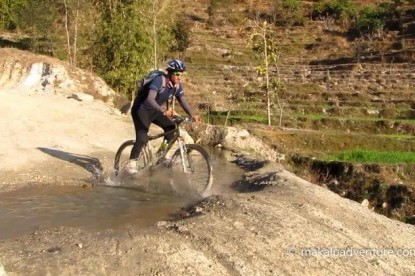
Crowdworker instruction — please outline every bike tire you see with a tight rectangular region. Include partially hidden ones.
[113,140,150,176]
[168,144,213,196]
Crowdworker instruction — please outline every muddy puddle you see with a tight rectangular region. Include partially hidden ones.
[0,149,244,240]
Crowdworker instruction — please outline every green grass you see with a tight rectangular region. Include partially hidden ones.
[296,113,415,123]
[325,149,415,164]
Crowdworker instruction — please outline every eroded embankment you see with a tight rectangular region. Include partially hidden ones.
[287,154,415,224]
[0,48,117,102]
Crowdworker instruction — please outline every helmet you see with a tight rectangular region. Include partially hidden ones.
[166,59,186,72]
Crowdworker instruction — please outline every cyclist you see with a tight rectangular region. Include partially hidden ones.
[128,59,200,173]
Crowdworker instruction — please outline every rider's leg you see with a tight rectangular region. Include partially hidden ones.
[130,108,154,159]
[153,113,176,143]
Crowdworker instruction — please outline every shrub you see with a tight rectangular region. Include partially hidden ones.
[311,0,358,26]
[279,0,305,26]
[171,19,191,52]
[354,6,387,36]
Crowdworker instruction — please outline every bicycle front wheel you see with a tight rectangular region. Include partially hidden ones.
[168,144,213,196]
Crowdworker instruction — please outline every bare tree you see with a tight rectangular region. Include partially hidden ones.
[248,16,288,127]
[63,0,73,64]
[148,0,170,69]
[248,19,276,126]
[73,0,79,66]
[63,0,81,66]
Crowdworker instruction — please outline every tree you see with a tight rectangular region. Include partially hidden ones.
[0,0,96,65]
[92,1,152,96]
[63,0,83,66]
[1,0,186,95]
[16,0,61,54]
[248,19,281,126]
[91,0,179,97]
[0,0,27,30]
[144,0,175,69]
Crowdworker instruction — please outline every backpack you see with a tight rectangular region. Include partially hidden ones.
[132,69,179,111]
[134,70,166,99]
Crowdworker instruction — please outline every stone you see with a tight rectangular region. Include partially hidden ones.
[361,199,370,208]
[0,264,7,276]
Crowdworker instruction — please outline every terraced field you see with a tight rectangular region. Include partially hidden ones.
[179,0,415,222]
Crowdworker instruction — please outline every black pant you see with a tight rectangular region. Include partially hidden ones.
[129,108,176,159]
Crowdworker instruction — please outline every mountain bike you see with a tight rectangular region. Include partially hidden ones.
[113,116,213,196]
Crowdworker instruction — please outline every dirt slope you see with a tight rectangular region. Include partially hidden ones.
[1,50,415,274]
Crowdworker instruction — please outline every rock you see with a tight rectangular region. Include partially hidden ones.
[328,179,340,191]
[196,124,281,161]
[366,109,380,115]
[47,246,61,254]
[176,226,189,234]
[0,264,7,276]
[361,199,370,208]
[156,221,169,228]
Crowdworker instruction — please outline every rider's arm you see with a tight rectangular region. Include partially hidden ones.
[144,76,165,112]
[144,89,164,112]
[176,95,194,117]
[175,84,194,117]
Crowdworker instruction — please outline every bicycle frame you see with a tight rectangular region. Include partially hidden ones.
[147,120,189,170]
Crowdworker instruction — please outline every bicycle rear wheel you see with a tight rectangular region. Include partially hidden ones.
[168,144,213,196]
[113,140,151,176]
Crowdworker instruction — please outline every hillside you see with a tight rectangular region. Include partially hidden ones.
[177,0,415,222]
[179,0,414,156]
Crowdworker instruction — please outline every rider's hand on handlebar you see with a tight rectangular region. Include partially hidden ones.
[192,115,201,123]
[164,109,177,118]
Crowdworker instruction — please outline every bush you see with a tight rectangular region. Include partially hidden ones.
[278,0,305,26]
[354,6,387,36]
[311,0,358,25]
[171,19,191,52]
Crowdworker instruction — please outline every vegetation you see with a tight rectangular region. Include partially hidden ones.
[0,0,185,97]
[325,149,415,164]
[1,0,412,96]
[311,0,358,25]
[91,1,154,96]
[248,19,279,126]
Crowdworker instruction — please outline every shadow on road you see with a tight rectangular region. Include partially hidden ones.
[37,147,103,178]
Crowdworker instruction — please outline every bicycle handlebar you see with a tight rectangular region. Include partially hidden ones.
[172,115,191,125]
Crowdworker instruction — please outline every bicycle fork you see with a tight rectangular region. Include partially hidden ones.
[177,138,190,173]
